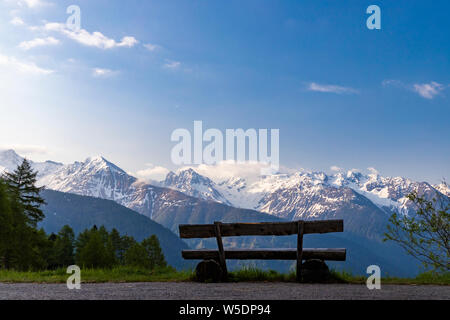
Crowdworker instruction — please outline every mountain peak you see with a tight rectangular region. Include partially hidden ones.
[83,155,127,174]
[163,167,231,205]
[0,149,21,160]
[0,149,24,171]
[85,155,107,163]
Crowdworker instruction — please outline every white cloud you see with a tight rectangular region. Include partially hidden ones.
[163,59,181,69]
[367,167,379,175]
[413,82,444,99]
[19,36,59,50]
[0,144,48,156]
[21,0,46,8]
[383,79,446,99]
[92,68,117,78]
[5,0,49,8]
[0,54,53,75]
[10,16,25,26]
[307,82,359,94]
[179,160,286,184]
[43,22,138,49]
[382,79,404,88]
[136,164,170,182]
[330,166,342,172]
[144,43,160,51]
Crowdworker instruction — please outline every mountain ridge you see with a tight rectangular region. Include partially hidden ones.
[0,149,446,276]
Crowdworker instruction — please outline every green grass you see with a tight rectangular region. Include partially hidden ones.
[229,268,296,282]
[330,269,450,285]
[224,267,450,285]
[227,267,346,283]
[0,266,448,285]
[0,266,193,283]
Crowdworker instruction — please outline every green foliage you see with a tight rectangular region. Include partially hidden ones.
[76,226,115,268]
[124,235,167,270]
[0,180,14,268]
[0,178,45,270]
[39,189,189,269]
[2,159,45,226]
[142,235,167,269]
[384,192,449,272]
[0,162,168,272]
[124,243,152,268]
[53,225,75,267]
[74,225,167,270]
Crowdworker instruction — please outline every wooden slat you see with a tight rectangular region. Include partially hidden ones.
[296,221,304,282]
[214,221,228,280]
[179,220,343,238]
[182,248,346,261]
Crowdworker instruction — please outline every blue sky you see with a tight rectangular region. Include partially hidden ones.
[0,0,449,183]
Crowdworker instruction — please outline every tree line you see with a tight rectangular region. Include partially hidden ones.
[0,159,166,271]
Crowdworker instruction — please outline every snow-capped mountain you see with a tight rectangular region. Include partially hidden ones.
[434,182,450,197]
[163,168,231,206]
[36,155,161,219]
[0,149,63,178]
[2,149,441,275]
[39,156,137,201]
[164,167,449,220]
[1,149,447,236]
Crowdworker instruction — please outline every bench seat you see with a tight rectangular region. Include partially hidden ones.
[182,248,346,261]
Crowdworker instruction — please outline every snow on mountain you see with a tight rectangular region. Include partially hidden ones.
[163,168,231,206]
[30,154,197,220]
[162,166,449,219]
[0,149,24,173]
[1,149,447,230]
[434,182,450,197]
[38,156,137,201]
[0,149,63,178]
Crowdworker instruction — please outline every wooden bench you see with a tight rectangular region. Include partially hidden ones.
[179,219,346,281]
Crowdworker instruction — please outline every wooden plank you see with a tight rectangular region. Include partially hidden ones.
[179,220,343,239]
[296,221,304,282]
[214,221,228,281]
[182,248,346,261]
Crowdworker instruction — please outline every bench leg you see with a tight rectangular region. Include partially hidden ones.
[214,221,228,281]
[296,221,304,282]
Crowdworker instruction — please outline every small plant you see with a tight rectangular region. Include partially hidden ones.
[384,192,449,272]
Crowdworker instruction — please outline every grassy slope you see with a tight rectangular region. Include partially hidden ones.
[0,267,448,285]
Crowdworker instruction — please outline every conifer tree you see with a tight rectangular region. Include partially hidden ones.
[124,243,151,268]
[3,159,45,226]
[53,225,76,267]
[0,178,36,270]
[77,230,109,268]
[0,180,14,268]
[142,235,167,269]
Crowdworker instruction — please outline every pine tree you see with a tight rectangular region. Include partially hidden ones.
[124,243,151,268]
[77,230,109,268]
[3,159,45,226]
[119,235,137,265]
[0,180,14,268]
[110,228,127,264]
[142,235,167,269]
[0,178,36,270]
[75,225,116,268]
[53,225,75,267]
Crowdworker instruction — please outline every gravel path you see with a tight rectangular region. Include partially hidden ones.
[0,282,449,300]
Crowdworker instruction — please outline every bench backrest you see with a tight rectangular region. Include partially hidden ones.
[179,219,343,239]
